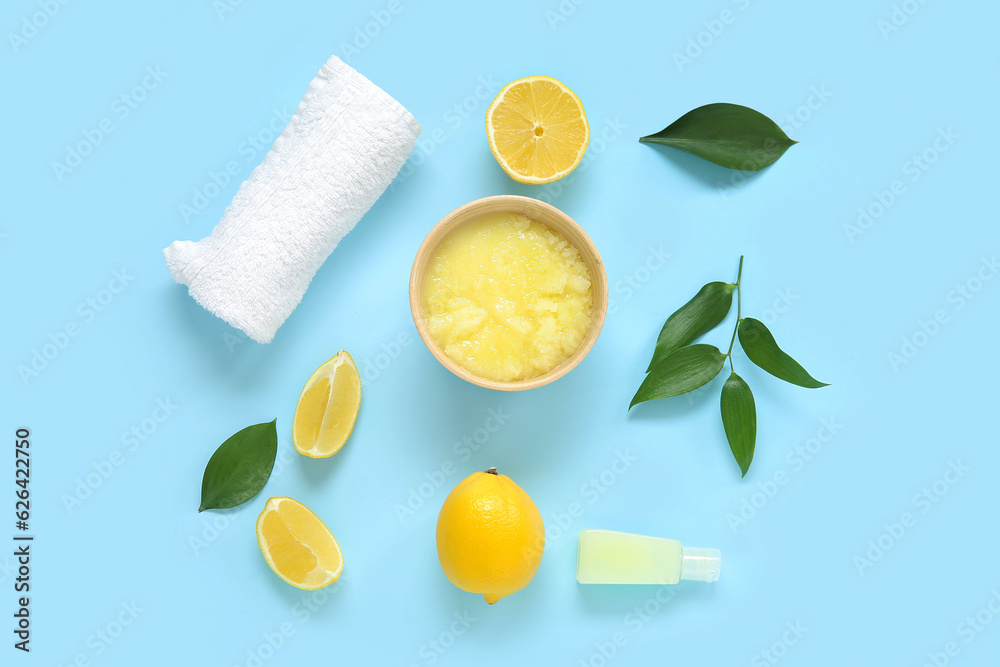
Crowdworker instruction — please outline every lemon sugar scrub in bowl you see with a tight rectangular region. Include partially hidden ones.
[410,195,608,390]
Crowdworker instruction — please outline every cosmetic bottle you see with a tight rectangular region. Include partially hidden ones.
[576,529,721,584]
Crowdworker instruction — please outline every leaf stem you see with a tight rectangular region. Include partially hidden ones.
[725,255,745,371]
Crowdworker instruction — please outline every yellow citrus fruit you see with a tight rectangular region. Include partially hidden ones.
[256,497,343,590]
[485,75,590,184]
[436,467,545,604]
[292,350,361,458]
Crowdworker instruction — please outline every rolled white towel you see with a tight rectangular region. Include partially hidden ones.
[164,56,421,343]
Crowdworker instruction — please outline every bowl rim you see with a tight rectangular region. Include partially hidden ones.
[409,194,608,391]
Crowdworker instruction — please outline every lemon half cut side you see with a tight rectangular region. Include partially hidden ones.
[486,75,590,185]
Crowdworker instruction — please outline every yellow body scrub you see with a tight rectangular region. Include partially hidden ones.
[422,212,593,382]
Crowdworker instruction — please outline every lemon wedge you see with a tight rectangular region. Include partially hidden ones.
[485,75,590,184]
[256,497,343,590]
[292,350,361,458]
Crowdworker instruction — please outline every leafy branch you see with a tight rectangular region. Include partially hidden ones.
[630,257,828,477]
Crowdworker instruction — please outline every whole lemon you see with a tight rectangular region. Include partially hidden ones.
[436,467,545,604]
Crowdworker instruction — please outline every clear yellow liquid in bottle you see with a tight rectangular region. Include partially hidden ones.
[577,529,683,584]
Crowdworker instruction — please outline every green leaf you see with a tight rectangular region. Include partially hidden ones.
[647,282,734,372]
[640,103,797,171]
[720,372,756,477]
[630,344,727,409]
[199,420,278,512]
[738,318,829,388]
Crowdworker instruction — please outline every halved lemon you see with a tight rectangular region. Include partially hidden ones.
[256,497,343,590]
[292,350,361,458]
[485,75,590,184]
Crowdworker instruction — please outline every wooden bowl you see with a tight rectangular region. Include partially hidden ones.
[409,195,608,391]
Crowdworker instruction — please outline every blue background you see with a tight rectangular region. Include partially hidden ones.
[4,0,999,665]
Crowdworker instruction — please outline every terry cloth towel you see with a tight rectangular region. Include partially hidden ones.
[164,56,420,343]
